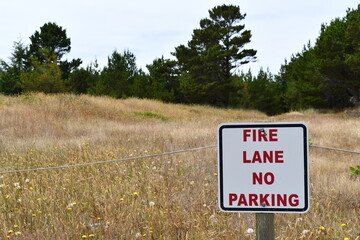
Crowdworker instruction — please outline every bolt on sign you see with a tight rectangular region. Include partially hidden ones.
[218,122,309,213]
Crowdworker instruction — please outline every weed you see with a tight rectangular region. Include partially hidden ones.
[350,165,360,177]
[134,111,167,120]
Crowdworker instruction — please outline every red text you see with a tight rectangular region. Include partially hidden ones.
[243,150,284,163]
[243,129,278,142]
[229,193,299,207]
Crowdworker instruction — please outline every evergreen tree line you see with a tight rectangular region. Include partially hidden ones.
[1,5,359,115]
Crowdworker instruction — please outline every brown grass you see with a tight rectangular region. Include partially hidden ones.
[0,93,359,239]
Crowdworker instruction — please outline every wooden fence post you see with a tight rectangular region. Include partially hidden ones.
[256,213,274,240]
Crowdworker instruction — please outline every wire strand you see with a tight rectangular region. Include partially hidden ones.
[0,145,217,174]
[0,144,358,175]
[310,145,360,154]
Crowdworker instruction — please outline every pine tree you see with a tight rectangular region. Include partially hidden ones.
[173,4,256,106]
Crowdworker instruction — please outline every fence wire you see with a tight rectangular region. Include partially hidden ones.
[310,145,360,155]
[0,144,358,175]
[0,145,217,174]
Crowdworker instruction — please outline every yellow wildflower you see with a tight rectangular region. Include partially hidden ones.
[133,192,139,196]
[341,223,347,227]
[89,234,95,237]
[319,226,326,231]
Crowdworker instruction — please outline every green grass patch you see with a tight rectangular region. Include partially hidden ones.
[134,111,167,120]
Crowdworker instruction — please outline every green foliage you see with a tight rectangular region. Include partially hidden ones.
[29,22,81,79]
[349,165,360,177]
[178,73,203,103]
[29,22,71,61]
[1,23,81,95]
[278,44,326,110]
[20,50,65,93]
[247,69,283,115]
[0,63,23,95]
[128,69,151,99]
[59,58,82,80]
[146,56,180,102]
[0,40,28,94]
[278,5,360,111]
[230,69,284,115]
[314,17,356,108]
[174,4,256,106]
[68,62,100,94]
[134,111,167,121]
[92,50,137,98]
[68,68,94,94]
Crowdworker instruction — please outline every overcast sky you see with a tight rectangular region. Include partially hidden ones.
[0,0,359,74]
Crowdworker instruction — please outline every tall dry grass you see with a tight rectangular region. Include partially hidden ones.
[0,93,359,239]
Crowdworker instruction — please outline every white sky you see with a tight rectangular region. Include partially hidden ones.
[0,0,359,74]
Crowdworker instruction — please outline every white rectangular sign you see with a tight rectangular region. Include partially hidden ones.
[218,122,309,213]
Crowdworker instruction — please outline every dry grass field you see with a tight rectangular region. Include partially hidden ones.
[0,93,359,239]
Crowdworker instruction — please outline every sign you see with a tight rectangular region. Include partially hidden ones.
[218,122,309,213]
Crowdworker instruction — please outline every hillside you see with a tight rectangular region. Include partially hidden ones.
[0,93,359,239]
